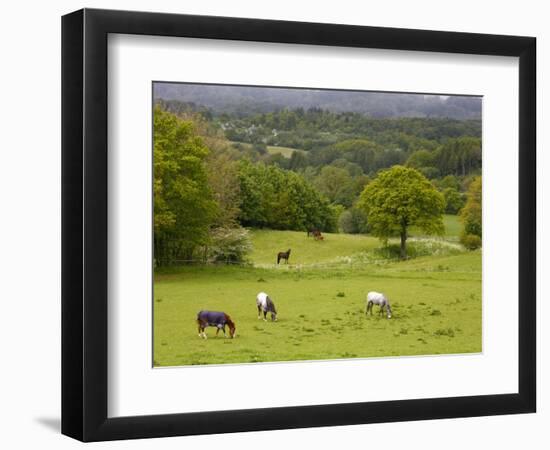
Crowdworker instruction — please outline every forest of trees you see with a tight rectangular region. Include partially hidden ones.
[154,98,482,265]
[153,106,339,265]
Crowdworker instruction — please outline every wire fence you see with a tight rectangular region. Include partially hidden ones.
[156,256,401,270]
[158,258,251,266]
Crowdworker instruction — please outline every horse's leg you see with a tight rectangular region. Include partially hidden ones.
[198,322,206,338]
[263,310,267,321]
[258,305,262,319]
[216,327,220,337]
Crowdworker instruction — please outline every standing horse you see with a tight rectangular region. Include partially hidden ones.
[277,249,291,264]
[256,292,277,321]
[365,291,393,319]
[196,310,236,339]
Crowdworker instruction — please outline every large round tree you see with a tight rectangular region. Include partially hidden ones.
[359,165,445,259]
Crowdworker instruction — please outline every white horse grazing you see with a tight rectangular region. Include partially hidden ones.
[256,292,277,321]
[366,291,392,319]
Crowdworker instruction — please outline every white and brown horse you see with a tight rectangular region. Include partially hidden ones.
[256,292,277,321]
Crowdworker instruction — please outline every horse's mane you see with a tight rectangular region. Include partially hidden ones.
[266,297,277,313]
[224,314,235,328]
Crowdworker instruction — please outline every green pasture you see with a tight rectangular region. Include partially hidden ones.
[249,230,379,266]
[230,141,304,158]
[409,214,461,239]
[266,145,304,158]
[154,228,481,367]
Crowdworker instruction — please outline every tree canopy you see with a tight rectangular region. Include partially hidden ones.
[153,99,481,266]
[358,166,445,258]
[238,161,337,232]
[153,106,218,264]
[460,176,482,249]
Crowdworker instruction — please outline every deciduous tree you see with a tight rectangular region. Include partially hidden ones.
[358,166,445,259]
[153,106,217,264]
[460,176,482,248]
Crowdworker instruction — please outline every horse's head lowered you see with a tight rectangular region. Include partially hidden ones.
[269,305,277,322]
[225,315,236,338]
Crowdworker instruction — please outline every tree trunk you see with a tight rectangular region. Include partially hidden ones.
[400,229,407,260]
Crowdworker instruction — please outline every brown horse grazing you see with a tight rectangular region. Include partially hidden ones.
[312,230,324,241]
[277,249,291,264]
[196,310,236,339]
[307,228,319,237]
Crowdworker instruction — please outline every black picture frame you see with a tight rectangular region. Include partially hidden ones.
[61,8,536,442]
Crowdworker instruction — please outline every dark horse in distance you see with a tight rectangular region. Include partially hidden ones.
[307,228,324,240]
[307,228,319,237]
[277,249,291,264]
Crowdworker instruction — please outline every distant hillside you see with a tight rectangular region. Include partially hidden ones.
[153,82,481,120]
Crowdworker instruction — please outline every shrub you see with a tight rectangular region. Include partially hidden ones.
[460,176,482,237]
[460,233,482,250]
[442,187,466,214]
[208,227,252,263]
[338,207,369,234]
[372,238,463,260]
[252,143,267,154]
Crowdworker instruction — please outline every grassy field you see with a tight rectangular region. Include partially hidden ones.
[154,225,481,367]
[230,141,305,158]
[410,214,461,239]
[266,145,305,158]
[249,230,379,266]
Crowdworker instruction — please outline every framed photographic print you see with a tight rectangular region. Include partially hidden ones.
[61,8,536,442]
